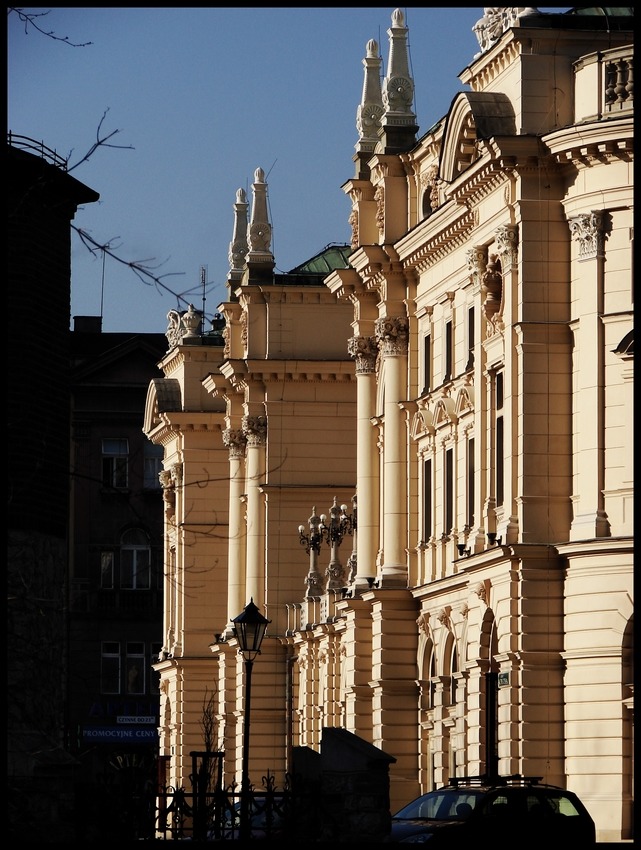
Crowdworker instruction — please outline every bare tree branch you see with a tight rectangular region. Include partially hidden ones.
[8,7,93,47]
[66,109,134,172]
[9,12,222,321]
[73,225,188,301]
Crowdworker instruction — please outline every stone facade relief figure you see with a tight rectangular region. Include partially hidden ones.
[473,8,539,55]
[481,254,503,328]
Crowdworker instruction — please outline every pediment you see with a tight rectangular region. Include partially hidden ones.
[440,92,516,183]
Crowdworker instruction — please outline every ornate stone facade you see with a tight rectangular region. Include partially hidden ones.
[144,8,633,844]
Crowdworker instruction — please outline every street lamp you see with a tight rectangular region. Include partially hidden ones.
[231,598,270,841]
[298,496,357,594]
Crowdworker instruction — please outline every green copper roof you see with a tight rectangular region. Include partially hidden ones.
[287,243,352,275]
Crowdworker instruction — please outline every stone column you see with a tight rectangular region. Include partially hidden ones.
[223,428,247,627]
[568,210,610,538]
[242,414,267,603]
[495,224,520,544]
[375,316,409,587]
[347,335,379,590]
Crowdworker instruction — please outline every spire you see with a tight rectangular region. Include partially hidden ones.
[379,8,418,153]
[228,187,249,292]
[246,166,275,280]
[355,38,384,156]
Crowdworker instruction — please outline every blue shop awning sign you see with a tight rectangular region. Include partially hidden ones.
[83,724,158,743]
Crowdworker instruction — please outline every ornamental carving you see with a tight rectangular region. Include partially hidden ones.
[436,607,451,628]
[249,220,272,253]
[165,304,202,349]
[421,165,440,211]
[349,208,359,249]
[242,415,267,446]
[375,316,409,355]
[473,8,533,55]
[568,210,605,260]
[496,224,519,271]
[416,611,430,635]
[222,428,247,458]
[159,469,176,523]
[240,311,248,349]
[466,246,487,281]
[305,568,324,598]
[348,335,378,373]
[374,185,385,235]
[481,254,503,325]
[383,75,414,112]
[326,561,347,591]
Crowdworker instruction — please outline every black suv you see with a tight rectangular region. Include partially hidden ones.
[389,774,596,845]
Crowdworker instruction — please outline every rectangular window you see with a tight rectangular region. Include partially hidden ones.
[444,320,453,382]
[102,438,129,488]
[121,546,151,590]
[445,448,454,533]
[100,551,114,589]
[423,459,432,540]
[125,642,146,695]
[496,372,504,508]
[467,438,475,527]
[466,306,475,370]
[423,334,431,394]
[101,641,121,694]
[144,442,164,489]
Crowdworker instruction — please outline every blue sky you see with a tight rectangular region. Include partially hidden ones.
[8,7,570,334]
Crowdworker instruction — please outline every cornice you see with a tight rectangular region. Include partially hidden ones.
[158,411,225,433]
[324,267,363,300]
[396,206,477,274]
[244,360,355,384]
[543,117,633,168]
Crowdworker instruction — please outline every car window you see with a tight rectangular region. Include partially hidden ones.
[544,792,582,817]
[395,790,482,820]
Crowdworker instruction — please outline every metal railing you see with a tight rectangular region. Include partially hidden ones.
[7,132,69,169]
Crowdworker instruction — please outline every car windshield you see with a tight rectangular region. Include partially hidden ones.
[393,790,483,821]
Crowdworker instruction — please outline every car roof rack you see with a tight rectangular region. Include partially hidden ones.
[448,774,543,787]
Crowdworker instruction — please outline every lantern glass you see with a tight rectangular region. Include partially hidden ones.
[232,598,270,658]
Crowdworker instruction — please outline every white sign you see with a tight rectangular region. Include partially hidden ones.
[117,715,156,724]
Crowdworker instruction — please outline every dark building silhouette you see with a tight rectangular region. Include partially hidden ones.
[8,137,100,842]
[68,318,166,841]
[8,136,165,841]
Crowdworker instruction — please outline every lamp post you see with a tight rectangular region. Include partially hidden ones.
[231,598,270,842]
[298,496,357,594]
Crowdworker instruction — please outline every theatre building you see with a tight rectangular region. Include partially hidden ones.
[143,8,633,842]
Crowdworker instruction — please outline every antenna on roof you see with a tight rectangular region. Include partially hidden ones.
[200,265,207,334]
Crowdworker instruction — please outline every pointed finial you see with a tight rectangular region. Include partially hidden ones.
[356,38,384,154]
[228,187,249,282]
[246,167,275,278]
[378,7,418,152]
